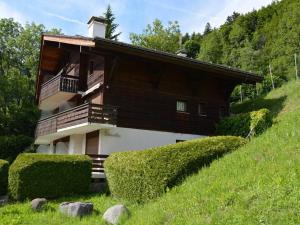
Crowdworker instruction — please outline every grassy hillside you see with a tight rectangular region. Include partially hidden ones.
[125,81,300,225]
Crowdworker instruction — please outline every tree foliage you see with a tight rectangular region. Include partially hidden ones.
[184,40,200,59]
[103,4,121,40]
[130,19,181,53]
[198,0,300,99]
[0,18,60,158]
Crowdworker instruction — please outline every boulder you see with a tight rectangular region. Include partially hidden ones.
[59,202,93,217]
[0,195,8,206]
[102,204,130,225]
[31,198,47,211]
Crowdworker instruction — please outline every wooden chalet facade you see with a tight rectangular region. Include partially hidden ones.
[34,17,262,177]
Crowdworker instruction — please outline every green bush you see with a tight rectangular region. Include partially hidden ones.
[105,136,246,203]
[9,154,92,200]
[0,135,33,162]
[216,108,272,138]
[0,159,9,195]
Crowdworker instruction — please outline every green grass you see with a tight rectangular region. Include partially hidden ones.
[1,81,300,224]
[124,81,300,225]
[0,193,137,225]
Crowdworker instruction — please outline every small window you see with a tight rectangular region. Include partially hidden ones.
[219,106,226,118]
[89,60,94,75]
[176,140,186,143]
[176,100,187,112]
[198,103,207,116]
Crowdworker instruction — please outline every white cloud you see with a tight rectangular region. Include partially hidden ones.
[43,11,85,26]
[0,1,27,24]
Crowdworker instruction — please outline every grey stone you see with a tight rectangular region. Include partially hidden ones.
[0,195,8,206]
[103,204,130,225]
[31,198,47,210]
[59,202,93,217]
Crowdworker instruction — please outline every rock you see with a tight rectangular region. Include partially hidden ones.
[31,198,47,211]
[103,204,130,225]
[59,202,93,217]
[0,195,8,206]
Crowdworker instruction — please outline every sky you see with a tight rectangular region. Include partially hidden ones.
[0,0,274,42]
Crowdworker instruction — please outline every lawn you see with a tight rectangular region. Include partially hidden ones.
[0,193,137,225]
[1,81,300,225]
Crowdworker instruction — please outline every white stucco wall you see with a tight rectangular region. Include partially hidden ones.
[99,127,204,155]
[69,134,85,154]
[36,142,54,154]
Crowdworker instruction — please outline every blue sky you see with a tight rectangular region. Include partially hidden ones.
[0,0,274,42]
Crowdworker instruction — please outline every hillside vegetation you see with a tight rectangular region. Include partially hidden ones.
[125,81,300,225]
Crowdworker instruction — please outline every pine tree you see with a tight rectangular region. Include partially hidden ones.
[103,4,121,40]
[203,22,212,35]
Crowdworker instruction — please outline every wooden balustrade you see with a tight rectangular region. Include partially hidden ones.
[39,74,79,102]
[86,154,109,173]
[35,103,118,137]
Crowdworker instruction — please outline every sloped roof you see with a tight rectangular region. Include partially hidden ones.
[42,34,263,83]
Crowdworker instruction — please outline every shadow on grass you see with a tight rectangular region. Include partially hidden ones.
[231,96,287,119]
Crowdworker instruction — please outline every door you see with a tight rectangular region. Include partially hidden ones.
[85,130,99,155]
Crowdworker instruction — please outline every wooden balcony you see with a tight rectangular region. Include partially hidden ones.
[35,103,118,141]
[39,74,79,110]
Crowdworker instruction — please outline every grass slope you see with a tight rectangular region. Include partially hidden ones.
[125,81,300,225]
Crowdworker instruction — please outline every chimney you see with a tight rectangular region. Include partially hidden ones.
[87,16,107,38]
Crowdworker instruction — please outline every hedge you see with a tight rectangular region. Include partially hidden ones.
[0,159,9,195]
[105,136,246,203]
[216,108,272,138]
[9,154,92,200]
[0,135,33,162]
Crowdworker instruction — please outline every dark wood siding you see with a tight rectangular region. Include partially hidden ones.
[103,56,235,135]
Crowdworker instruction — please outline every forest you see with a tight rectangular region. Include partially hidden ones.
[0,0,299,157]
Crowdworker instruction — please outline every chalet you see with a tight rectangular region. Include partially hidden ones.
[34,16,262,177]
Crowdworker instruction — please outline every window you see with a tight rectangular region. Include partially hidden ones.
[219,106,226,118]
[198,103,207,116]
[89,60,94,75]
[176,100,187,112]
[176,140,186,143]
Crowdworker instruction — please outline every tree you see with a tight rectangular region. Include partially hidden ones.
[0,18,60,138]
[103,4,121,40]
[226,12,240,24]
[203,22,212,35]
[198,31,223,63]
[184,40,200,59]
[130,19,181,53]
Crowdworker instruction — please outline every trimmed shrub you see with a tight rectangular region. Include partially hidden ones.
[216,108,272,138]
[9,154,92,200]
[0,135,33,162]
[0,159,9,195]
[105,136,246,203]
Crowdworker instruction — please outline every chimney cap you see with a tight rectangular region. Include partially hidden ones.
[87,16,106,25]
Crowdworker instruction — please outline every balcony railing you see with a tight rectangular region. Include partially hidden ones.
[35,103,118,137]
[39,74,79,102]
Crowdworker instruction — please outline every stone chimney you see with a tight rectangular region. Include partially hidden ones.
[87,16,107,38]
